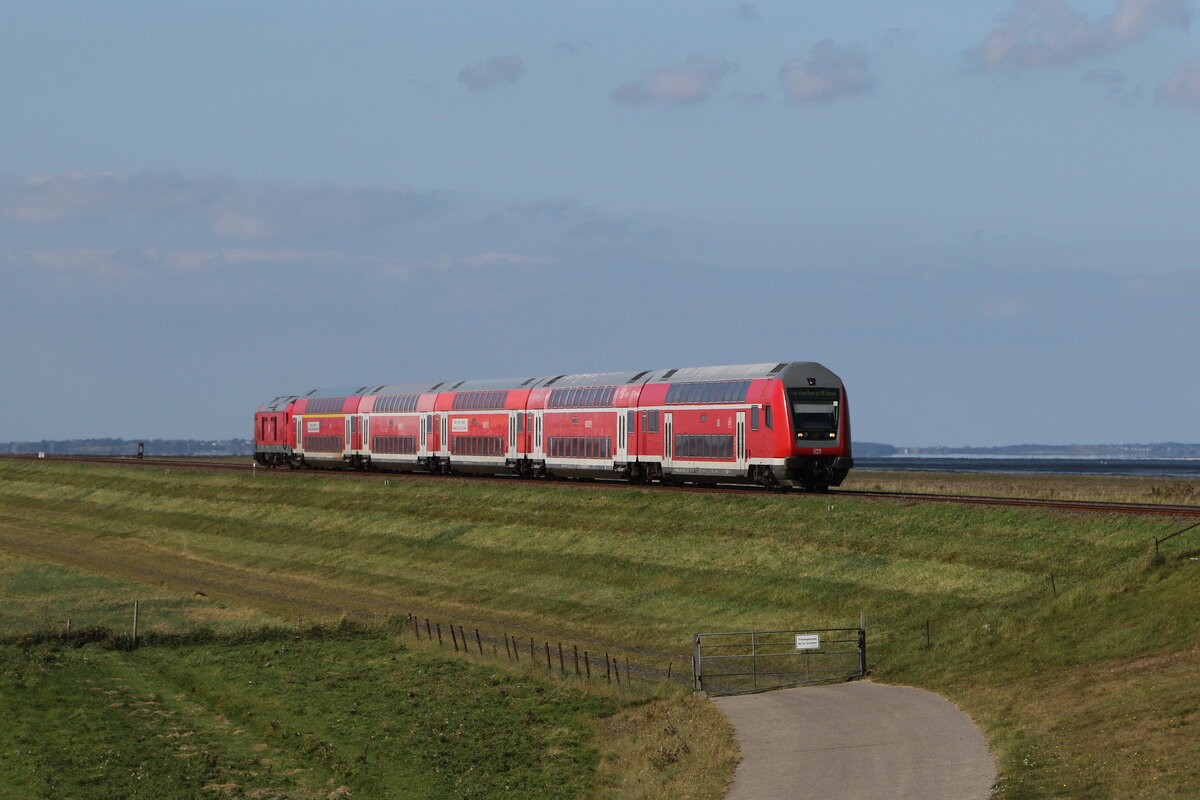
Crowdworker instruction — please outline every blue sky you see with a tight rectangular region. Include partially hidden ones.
[2,0,1198,446]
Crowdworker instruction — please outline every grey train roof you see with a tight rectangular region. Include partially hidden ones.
[277,362,839,405]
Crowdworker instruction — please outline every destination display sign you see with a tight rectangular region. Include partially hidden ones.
[789,388,839,401]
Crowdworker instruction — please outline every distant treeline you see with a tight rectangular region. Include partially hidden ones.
[2,439,253,456]
[853,442,901,457]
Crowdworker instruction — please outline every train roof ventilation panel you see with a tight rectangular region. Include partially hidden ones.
[628,370,650,383]
[429,382,444,391]
[661,369,678,381]
[544,374,567,387]
[305,389,318,396]
[769,363,787,374]
[521,377,536,386]
[451,381,465,389]
[373,385,386,393]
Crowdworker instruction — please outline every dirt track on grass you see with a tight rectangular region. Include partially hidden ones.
[0,523,409,621]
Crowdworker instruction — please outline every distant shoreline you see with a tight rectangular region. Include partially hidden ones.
[856,457,1200,478]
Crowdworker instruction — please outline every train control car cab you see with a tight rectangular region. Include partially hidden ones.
[771,362,852,490]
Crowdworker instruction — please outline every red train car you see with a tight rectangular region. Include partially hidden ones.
[254,361,852,490]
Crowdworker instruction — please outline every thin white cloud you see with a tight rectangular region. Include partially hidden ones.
[457,55,526,91]
[457,251,555,269]
[779,41,877,103]
[0,171,444,244]
[1159,59,1200,107]
[612,54,736,106]
[967,0,1191,70]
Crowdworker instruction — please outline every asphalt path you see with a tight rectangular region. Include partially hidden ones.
[714,681,996,800]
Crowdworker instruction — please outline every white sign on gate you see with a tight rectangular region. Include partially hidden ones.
[795,634,820,650]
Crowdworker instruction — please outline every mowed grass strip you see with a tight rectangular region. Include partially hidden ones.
[2,459,1197,797]
[0,549,277,638]
[0,628,618,800]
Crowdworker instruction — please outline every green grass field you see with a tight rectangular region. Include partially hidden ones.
[1,623,628,799]
[1,459,1197,797]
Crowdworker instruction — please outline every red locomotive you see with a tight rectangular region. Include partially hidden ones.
[254,361,852,490]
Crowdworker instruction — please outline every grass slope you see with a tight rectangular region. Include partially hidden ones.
[1,625,615,799]
[1,460,1198,797]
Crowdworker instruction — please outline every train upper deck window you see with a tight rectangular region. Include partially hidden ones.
[666,380,751,405]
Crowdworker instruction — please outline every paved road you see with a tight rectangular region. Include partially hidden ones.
[714,681,996,800]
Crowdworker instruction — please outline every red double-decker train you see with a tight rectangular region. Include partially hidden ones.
[254,361,852,490]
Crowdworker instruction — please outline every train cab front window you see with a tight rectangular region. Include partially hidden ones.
[787,387,840,440]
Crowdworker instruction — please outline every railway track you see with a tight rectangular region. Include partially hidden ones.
[6,453,1199,517]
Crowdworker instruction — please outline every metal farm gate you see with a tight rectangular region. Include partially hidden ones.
[693,627,866,696]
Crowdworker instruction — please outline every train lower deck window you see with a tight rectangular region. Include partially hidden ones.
[673,434,734,460]
[451,436,505,456]
[372,435,417,455]
[547,436,612,459]
[303,435,342,452]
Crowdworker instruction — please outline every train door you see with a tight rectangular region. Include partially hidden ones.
[440,415,449,457]
[344,415,352,455]
[508,412,519,459]
[295,417,304,452]
[532,410,544,460]
[360,415,369,455]
[419,413,430,456]
[616,410,629,462]
[736,411,747,468]
[663,412,674,471]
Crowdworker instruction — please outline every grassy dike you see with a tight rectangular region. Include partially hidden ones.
[1,459,1198,797]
